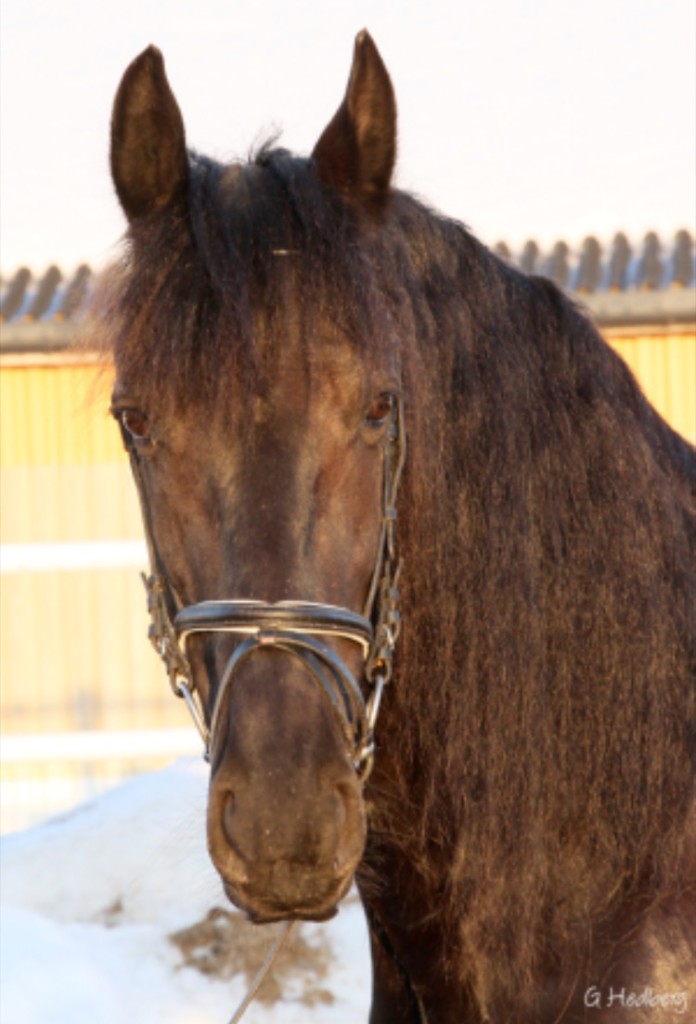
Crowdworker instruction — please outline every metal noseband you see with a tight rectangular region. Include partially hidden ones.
[132,398,406,786]
[173,600,379,776]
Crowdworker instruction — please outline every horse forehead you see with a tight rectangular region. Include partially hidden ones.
[259,333,368,409]
[175,346,365,454]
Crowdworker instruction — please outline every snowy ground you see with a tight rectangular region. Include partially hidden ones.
[0,759,371,1024]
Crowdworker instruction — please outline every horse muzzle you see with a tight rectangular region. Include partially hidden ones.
[199,625,369,921]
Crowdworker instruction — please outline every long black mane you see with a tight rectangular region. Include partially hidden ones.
[99,137,696,1009]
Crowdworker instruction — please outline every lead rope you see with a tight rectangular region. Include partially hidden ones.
[228,921,295,1024]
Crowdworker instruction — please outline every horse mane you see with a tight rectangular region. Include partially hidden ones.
[370,195,696,1006]
[96,144,696,1010]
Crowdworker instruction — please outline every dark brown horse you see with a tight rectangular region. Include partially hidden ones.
[100,32,696,1023]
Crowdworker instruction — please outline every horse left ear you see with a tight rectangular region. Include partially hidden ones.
[312,31,397,212]
[110,46,189,222]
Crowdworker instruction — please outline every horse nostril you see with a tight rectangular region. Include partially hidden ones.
[222,789,236,846]
[334,782,352,829]
[331,778,364,868]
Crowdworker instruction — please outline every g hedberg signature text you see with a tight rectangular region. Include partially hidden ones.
[584,986,688,1014]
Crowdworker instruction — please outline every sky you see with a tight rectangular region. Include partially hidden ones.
[1,0,695,276]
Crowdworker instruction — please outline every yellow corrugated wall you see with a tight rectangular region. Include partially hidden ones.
[1,332,694,735]
[1,364,123,468]
[1,362,179,733]
[609,332,695,444]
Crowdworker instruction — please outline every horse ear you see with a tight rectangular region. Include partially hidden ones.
[110,46,189,222]
[312,31,397,211]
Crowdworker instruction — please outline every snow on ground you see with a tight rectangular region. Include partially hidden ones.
[0,759,371,1024]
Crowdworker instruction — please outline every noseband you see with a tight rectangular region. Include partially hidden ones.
[129,400,406,782]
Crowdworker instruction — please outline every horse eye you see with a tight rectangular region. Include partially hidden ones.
[365,392,395,427]
[118,408,151,443]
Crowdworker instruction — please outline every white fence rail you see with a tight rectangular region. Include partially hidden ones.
[0,729,201,836]
[0,540,148,573]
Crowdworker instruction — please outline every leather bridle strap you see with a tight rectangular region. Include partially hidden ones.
[175,600,373,649]
[174,600,376,773]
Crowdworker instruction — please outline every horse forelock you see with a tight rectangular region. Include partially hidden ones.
[95,146,395,415]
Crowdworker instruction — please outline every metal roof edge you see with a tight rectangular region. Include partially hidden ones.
[578,288,696,328]
[0,321,83,353]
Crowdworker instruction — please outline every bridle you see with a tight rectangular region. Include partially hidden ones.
[126,399,406,782]
[124,397,414,1023]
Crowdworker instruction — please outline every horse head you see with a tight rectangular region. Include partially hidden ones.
[108,34,403,924]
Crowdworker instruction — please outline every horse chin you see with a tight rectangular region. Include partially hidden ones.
[221,872,351,925]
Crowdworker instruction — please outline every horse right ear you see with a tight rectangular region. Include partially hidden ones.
[110,46,189,222]
[312,31,397,212]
